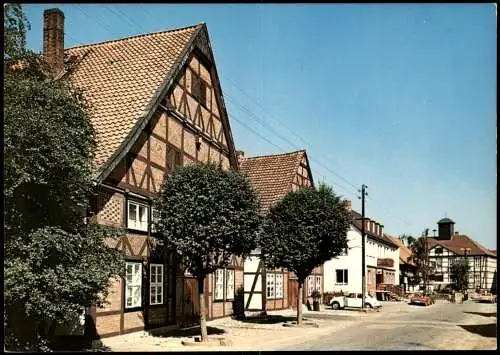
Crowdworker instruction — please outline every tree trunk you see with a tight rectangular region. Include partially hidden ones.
[297,281,304,325]
[197,276,208,342]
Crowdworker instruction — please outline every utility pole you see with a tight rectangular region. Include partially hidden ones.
[360,184,368,309]
[423,228,429,294]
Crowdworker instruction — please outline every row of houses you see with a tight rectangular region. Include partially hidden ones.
[40,9,495,339]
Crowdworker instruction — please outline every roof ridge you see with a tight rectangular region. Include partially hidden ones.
[241,149,306,161]
[460,234,493,255]
[65,23,202,51]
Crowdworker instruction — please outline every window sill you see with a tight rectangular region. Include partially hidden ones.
[124,306,143,313]
[213,299,233,303]
[126,227,149,234]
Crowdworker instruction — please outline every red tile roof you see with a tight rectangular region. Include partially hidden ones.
[63,25,201,168]
[427,235,496,257]
[239,150,307,213]
[386,235,415,265]
[350,210,398,248]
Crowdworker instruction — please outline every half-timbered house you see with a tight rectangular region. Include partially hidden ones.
[42,8,244,338]
[426,218,496,294]
[238,150,323,312]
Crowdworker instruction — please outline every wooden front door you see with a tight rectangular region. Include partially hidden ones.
[288,279,299,310]
[182,278,200,325]
[177,276,210,326]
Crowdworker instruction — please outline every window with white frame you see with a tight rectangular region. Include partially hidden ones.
[125,262,142,308]
[435,258,442,270]
[226,269,235,300]
[213,268,235,301]
[266,273,276,299]
[307,275,315,296]
[275,274,283,298]
[266,273,284,299]
[150,264,163,305]
[214,269,225,300]
[336,269,348,285]
[315,276,322,293]
[127,200,149,232]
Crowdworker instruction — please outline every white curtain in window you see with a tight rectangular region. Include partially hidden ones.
[215,269,225,300]
[315,276,321,293]
[266,273,275,299]
[128,201,149,231]
[307,276,314,296]
[125,262,142,308]
[275,273,283,298]
[226,269,234,300]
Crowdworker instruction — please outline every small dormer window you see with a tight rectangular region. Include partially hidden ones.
[435,247,443,254]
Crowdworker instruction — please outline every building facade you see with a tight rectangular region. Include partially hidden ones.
[386,236,418,294]
[324,205,400,296]
[42,8,244,338]
[238,150,321,312]
[427,218,496,294]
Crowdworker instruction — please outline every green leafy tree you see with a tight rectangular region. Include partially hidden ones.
[409,232,434,293]
[260,183,351,324]
[153,162,261,342]
[399,234,419,288]
[4,3,29,60]
[400,234,416,248]
[4,5,123,351]
[450,258,470,292]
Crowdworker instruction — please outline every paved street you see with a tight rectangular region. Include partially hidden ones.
[286,300,497,350]
[95,300,496,351]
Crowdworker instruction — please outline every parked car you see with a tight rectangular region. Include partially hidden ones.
[328,293,382,310]
[409,294,433,306]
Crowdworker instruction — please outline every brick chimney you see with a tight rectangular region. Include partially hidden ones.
[343,199,352,211]
[364,219,370,232]
[379,224,384,236]
[43,8,65,76]
[236,150,245,165]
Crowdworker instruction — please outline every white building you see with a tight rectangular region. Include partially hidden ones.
[427,218,496,294]
[324,202,400,295]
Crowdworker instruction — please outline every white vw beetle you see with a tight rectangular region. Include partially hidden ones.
[329,292,382,310]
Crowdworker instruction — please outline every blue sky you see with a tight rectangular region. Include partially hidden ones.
[23,4,497,249]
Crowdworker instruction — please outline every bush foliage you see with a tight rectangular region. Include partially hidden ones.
[450,258,470,292]
[153,162,261,341]
[261,183,351,283]
[153,162,261,278]
[4,4,123,351]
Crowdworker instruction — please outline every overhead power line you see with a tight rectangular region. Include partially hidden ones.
[66,5,418,230]
[75,4,361,196]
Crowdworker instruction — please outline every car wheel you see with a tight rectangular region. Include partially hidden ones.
[331,302,340,310]
[366,303,373,309]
